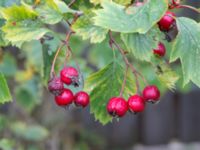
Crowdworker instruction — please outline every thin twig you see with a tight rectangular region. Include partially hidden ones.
[108,31,148,93]
[176,5,200,14]
[119,65,129,97]
[50,43,65,78]
[68,0,76,7]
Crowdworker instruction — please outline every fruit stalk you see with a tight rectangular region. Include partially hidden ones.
[119,65,129,97]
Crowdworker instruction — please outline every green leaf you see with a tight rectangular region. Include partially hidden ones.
[0,139,15,150]
[0,73,12,104]
[170,17,200,87]
[94,0,168,33]
[85,61,136,125]
[1,5,37,21]
[72,11,108,43]
[90,0,131,5]
[11,122,49,142]
[2,20,50,47]
[121,28,162,61]
[154,61,179,90]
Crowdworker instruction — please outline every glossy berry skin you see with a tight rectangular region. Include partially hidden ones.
[107,97,128,117]
[153,42,166,57]
[142,85,160,102]
[74,91,90,107]
[128,95,145,113]
[55,89,74,106]
[158,11,176,31]
[60,66,79,85]
[48,77,64,96]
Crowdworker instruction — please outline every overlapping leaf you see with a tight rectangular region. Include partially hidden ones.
[0,73,12,104]
[170,17,200,87]
[90,0,131,5]
[72,10,108,43]
[121,28,163,61]
[94,0,168,33]
[85,61,136,125]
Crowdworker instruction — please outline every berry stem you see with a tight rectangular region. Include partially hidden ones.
[68,0,76,7]
[176,5,200,14]
[108,31,148,93]
[119,65,129,97]
[50,43,65,78]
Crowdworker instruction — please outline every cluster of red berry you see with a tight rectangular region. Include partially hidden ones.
[48,66,90,108]
[107,8,176,118]
[107,85,160,117]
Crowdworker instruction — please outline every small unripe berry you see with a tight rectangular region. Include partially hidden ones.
[55,89,74,106]
[153,42,166,57]
[128,95,145,113]
[142,85,160,102]
[107,97,128,117]
[158,11,176,31]
[74,91,90,107]
[48,77,64,96]
[60,66,79,86]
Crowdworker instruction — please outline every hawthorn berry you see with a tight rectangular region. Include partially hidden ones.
[142,85,160,102]
[153,42,166,57]
[48,77,64,96]
[128,95,145,113]
[107,97,128,117]
[55,88,74,106]
[158,11,176,31]
[74,91,90,107]
[60,66,79,86]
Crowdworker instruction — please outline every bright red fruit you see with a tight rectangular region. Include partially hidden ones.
[60,66,79,85]
[142,85,160,102]
[55,89,74,106]
[74,91,90,107]
[153,42,166,57]
[158,11,176,31]
[107,97,128,117]
[48,77,64,96]
[128,95,145,113]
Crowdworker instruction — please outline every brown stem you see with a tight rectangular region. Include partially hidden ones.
[50,43,65,78]
[68,0,76,7]
[108,31,148,93]
[176,5,200,13]
[120,66,129,97]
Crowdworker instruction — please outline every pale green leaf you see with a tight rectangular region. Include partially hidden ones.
[94,0,168,33]
[85,61,136,125]
[121,28,162,61]
[0,5,37,21]
[90,0,131,5]
[72,11,108,43]
[170,17,200,87]
[0,73,12,104]
[2,20,50,47]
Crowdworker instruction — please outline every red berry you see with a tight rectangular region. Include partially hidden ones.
[158,11,176,31]
[128,95,145,113]
[48,77,64,96]
[74,91,90,107]
[107,97,128,117]
[60,66,79,85]
[142,85,160,102]
[55,89,74,106]
[153,42,166,57]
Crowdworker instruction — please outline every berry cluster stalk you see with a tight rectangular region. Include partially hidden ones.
[108,31,148,94]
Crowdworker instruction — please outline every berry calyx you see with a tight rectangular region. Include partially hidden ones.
[128,95,145,113]
[107,97,128,117]
[142,85,160,102]
[74,91,90,107]
[158,11,176,31]
[60,66,79,86]
[153,42,166,57]
[48,77,64,96]
[55,88,74,106]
